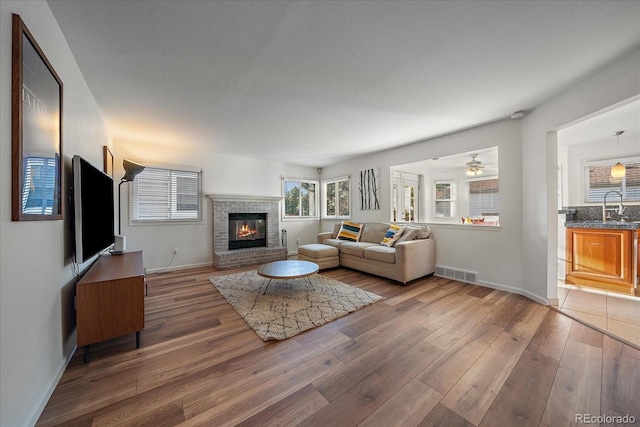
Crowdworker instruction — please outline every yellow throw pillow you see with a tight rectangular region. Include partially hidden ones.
[337,221,363,242]
[380,224,405,247]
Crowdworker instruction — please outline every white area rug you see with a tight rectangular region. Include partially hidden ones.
[210,270,383,341]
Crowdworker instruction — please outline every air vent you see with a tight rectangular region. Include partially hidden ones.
[435,265,477,284]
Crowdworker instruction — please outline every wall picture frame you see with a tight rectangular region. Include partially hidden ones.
[359,167,380,210]
[103,146,114,178]
[12,14,63,221]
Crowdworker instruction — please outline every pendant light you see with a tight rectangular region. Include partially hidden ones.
[611,130,626,178]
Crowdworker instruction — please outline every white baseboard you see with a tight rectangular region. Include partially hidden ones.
[478,279,549,306]
[27,343,77,427]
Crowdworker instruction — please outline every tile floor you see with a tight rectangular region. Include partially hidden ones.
[557,281,640,348]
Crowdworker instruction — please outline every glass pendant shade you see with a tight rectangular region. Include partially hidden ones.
[611,162,626,178]
[610,131,626,178]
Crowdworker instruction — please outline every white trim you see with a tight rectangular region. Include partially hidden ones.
[478,279,549,306]
[28,343,77,427]
[321,175,350,183]
[427,222,502,230]
[282,177,320,220]
[321,175,351,220]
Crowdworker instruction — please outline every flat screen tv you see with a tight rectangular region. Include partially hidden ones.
[72,155,115,263]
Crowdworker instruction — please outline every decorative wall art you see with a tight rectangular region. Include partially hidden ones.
[12,14,63,221]
[359,167,380,210]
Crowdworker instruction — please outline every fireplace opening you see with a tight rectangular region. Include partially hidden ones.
[228,213,267,250]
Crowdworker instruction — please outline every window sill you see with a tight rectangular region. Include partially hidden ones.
[130,219,204,226]
[425,222,502,231]
[281,217,319,222]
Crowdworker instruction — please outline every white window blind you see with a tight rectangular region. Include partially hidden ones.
[131,167,202,222]
[583,159,640,203]
[468,178,499,216]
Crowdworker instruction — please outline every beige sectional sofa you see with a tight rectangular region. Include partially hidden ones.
[312,222,436,284]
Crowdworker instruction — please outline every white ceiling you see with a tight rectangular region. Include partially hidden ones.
[46,0,640,167]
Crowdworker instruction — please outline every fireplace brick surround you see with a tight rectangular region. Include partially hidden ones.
[207,195,287,269]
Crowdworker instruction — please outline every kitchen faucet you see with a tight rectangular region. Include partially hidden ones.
[602,190,624,221]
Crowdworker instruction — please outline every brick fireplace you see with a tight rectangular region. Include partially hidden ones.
[207,194,287,269]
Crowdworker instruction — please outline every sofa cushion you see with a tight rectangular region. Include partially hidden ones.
[360,222,389,244]
[364,246,396,263]
[298,244,339,259]
[380,224,405,247]
[337,221,363,241]
[322,238,344,249]
[340,241,378,257]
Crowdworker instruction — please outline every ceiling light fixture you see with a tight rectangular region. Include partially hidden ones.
[466,154,484,177]
[510,111,525,119]
[611,130,626,178]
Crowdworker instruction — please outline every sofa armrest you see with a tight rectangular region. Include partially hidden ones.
[394,238,436,283]
[318,232,333,244]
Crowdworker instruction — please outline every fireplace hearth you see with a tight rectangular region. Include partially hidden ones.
[228,213,267,250]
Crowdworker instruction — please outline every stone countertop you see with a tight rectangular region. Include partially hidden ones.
[565,221,640,230]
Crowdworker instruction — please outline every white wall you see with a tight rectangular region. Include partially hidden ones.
[113,138,319,270]
[521,47,640,302]
[0,2,112,425]
[321,119,526,297]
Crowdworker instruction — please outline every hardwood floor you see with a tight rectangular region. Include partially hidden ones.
[36,266,640,426]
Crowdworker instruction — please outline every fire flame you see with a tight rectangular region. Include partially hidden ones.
[238,224,256,238]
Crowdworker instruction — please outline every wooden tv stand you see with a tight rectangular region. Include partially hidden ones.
[76,251,144,363]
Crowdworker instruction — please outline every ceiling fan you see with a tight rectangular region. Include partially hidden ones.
[465,154,485,176]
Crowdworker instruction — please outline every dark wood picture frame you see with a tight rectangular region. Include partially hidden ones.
[103,146,114,178]
[12,14,63,221]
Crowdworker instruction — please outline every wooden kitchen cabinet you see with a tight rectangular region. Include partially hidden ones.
[565,227,638,295]
[76,251,144,362]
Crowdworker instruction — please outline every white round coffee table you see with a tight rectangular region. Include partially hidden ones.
[256,260,319,295]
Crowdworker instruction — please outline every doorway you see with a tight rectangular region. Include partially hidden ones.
[555,99,640,348]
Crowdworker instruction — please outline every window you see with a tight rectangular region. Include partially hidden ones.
[131,166,202,223]
[434,181,455,218]
[468,178,499,216]
[283,178,318,219]
[583,158,640,203]
[392,171,420,222]
[323,177,350,218]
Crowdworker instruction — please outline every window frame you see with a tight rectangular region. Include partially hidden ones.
[322,175,350,219]
[282,177,319,221]
[434,180,456,219]
[582,156,640,203]
[130,164,203,225]
[466,176,500,217]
